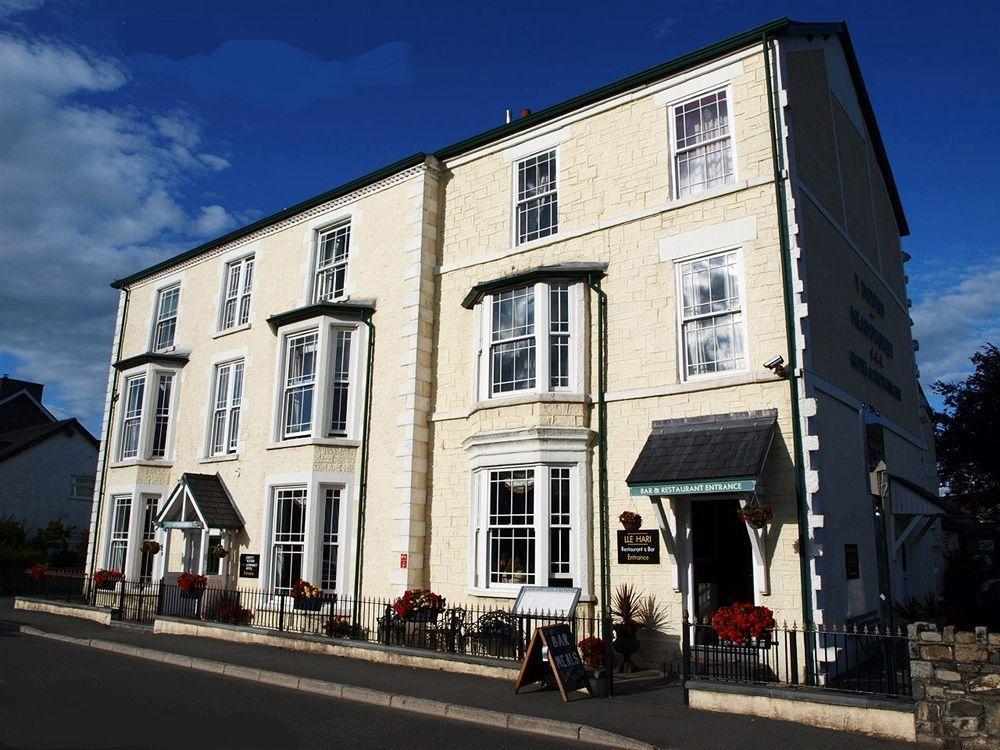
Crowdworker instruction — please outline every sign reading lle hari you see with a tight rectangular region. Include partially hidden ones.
[617,529,660,564]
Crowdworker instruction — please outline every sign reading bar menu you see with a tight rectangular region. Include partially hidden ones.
[617,529,660,564]
[239,554,260,579]
[514,624,589,702]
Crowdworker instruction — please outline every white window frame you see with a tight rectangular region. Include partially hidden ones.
[675,248,749,381]
[512,149,559,246]
[313,221,352,303]
[114,364,181,463]
[266,486,308,596]
[475,282,584,402]
[70,475,95,499]
[151,284,181,352]
[101,486,167,581]
[209,359,245,456]
[218,255,255,332]
[669,86,737,199]
[271,316,366,445]
[319,485,343,594]
[106,494,132,573]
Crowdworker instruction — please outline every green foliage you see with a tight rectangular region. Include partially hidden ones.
[0,515,84,568]
[932,344,1000,512]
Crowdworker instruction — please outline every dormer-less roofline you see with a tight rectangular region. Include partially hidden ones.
[110,18,907,291]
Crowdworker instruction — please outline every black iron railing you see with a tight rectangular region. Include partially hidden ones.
[682,614,912,699]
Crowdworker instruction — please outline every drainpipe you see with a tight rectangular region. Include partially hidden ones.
[352,311,376,623]
[87,287,131,589]
[762,35,816,641]
[587,274,612,696]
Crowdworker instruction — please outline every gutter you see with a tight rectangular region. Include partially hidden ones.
[762,34,816,637]
[352,311,376,622]
[87,287,131,587]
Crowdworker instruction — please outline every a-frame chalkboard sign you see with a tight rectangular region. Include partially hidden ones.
[513,624,589,702]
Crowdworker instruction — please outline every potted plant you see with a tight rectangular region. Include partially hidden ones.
[139,539,162,555]
[325,614,362,639]
[579,635,610,697]
[93,569,124,590]
[208,543,228,559]
[611,583,668,674]
[391,588,445,622]
[177,572,208,599]
[737,504,773,530]
[291,579,328,611]
[619,511,642,532]
[710,602,775,646]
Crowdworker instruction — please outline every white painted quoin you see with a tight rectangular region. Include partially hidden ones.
[87,21,942,651]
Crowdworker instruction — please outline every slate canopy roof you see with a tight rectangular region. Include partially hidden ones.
[627,410,778,488]
[157,473,244,530]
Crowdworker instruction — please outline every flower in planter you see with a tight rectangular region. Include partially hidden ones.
[93,569,125,589]
[710,602,775,645]
[326,614,354,638]
[26,562,48,581]
[208,544,229,559]
[177,572,208,594]
[139,540,162,555]
[619,510,642,531]
[737,504,773,529]
[391,588,445,619]
[578,636,606,668]
[290,579,325,600]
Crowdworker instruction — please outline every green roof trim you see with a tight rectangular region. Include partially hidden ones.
[110,17,907,289]
[266,300,376,332]
[113,351,190,371]
[461,262,608,309]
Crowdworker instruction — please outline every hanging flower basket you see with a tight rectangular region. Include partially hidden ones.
[139,540,162,555]
[291,579,329,610]
[177,572,208,599]
[208,544,229,559]
[737,504,773,529]
[619,511,642,532]
[93,569,124,590]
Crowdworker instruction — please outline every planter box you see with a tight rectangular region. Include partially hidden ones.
[293,597,328,612]
[179,588,205,600]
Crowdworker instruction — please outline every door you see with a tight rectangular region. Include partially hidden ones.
[691,498,754,619]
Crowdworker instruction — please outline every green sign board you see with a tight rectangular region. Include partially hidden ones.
[629,477,757,496]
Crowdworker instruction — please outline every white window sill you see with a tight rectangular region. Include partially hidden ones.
[472,391,590,415]
[109,459,173,469]
[212,323,252,339]
[267,437,361,451]
[199,453,240,464]
[682,365,750,385]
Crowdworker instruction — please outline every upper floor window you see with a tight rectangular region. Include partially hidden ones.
[673,90,734,197]
[480,282,579,399]
[152,285,180,351]
[116,367,178,462]
[515,150,558,244]
[314,223,351,302]
[210,360,244,455]
[275,318,362,443]
[678,251,745,378]
[70,475,95,499]
[220,256,254,330]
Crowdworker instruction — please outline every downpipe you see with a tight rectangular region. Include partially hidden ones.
[352,311,376,626]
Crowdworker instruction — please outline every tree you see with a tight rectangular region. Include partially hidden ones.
[932,344,1000,513]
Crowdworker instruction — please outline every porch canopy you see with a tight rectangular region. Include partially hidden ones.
[157,473,244,531]
[625,410,778,595]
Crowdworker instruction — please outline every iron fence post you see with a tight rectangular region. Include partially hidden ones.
[790,624,799,685]
[681,610,690,706]
[156,578,165,615]
[117,579,126,620]
[278,593,286,632]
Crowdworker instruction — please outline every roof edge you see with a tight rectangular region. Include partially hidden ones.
[461,262,608,309]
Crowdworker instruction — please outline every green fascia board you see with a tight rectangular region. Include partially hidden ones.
[461,262,608,309]
[113,351,190,371]
[266,300,376,332]
[629,477,758,496]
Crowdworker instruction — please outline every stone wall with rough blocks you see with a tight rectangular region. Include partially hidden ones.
[910,622,1000,749]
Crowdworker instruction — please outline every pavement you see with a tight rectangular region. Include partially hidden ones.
[0,598,914,750]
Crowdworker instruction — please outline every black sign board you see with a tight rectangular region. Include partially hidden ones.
[617,529,660,564]
[844,544,860,580]
[239,554,260,578]
[514,624,589,702]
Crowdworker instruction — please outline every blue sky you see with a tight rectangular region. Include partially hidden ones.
[0,0,997,434]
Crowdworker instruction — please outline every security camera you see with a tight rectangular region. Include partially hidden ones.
[763,355,787,378]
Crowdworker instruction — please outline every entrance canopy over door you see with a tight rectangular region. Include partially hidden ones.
[626,410,777,596]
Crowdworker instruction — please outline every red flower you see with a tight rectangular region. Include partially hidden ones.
[93,569,125,589]
[619,511,642,531]
[710,602,775,645]
[391,588,445,618]
[177,572,208,593]
[578,636,606,668]
[26,562,47,581]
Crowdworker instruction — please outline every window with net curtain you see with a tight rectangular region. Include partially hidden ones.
[270,487,306,595]
[679,251,744,377]
[674,89,734,197]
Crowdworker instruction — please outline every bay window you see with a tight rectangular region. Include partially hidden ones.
[274,317,363,443]
[673,89,734,197]
[321,487,341,593]
[678,250,746,377]
[119,376,145,460]
[149,374,173,459]
[107,494,131,572]
[115,366,179,462]
[269,487,307,596]
[478,282,581,399]
[138,496,159,582]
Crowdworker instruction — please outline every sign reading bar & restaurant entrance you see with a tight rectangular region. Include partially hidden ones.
[514,624,589,702]
[629,477,757,496]
[617,529,660,564]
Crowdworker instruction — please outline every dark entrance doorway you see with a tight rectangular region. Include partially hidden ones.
[691,498,754,619]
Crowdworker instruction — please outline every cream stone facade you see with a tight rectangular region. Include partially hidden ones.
[86,20,941,661]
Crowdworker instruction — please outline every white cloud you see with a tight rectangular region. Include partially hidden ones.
[0,33,237,429]
[911,254,1000,385]
[653,17,677,39]
[0,0,44,21]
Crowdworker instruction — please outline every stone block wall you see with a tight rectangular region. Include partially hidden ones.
[910,622,1000,748]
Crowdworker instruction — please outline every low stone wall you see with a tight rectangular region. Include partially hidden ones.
[14,597,114,626]
[910,622,1000,748]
